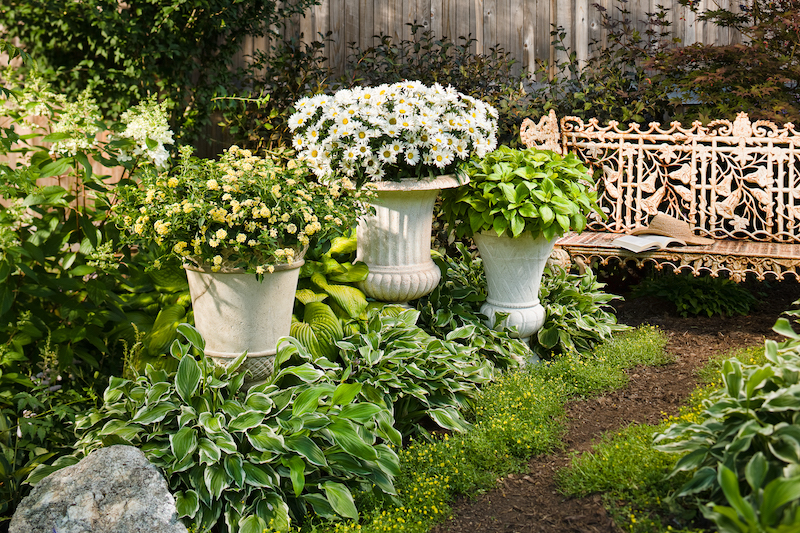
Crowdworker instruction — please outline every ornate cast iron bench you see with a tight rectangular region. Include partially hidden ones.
[520,110,800,282]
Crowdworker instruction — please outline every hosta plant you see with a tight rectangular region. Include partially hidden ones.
[30,325,400,532]
[440,145,602,241]
[654,311,800,532]
[334,308,496,438]
[534,264,628,358]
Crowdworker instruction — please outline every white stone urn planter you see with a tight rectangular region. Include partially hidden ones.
[473,231,557,344]
[184,257,304,382]
[356,175,463,303]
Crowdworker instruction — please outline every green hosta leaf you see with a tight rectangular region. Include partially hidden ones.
[175,355,202,402]
[177,323,205,352]
[242,461,274,487]
[295,288,328,305]
[320,481,358,520]
[170,425,198,459]
[761,475,800,526]
[327,419,378,461]
[328,261,369,283]
[204,463,229,499]
[745,452,768,492]
[332,382,362,406]
[238,515,268,533]
[293,386,329,417]
[286,455,306,497]
[290,320,324,359]
[429,407,470,433]
[132,401,177,425]
[718,465,757,524]
[198,412,224,434]
[223,454,245,487]
[303,493,337,520]
[198,438,222,465]
[228,410,265,432]
[338,403,384,424]
[145,304,186,356]
[285,435,328,467]
[175,489,200,518]
[246,427,284,453]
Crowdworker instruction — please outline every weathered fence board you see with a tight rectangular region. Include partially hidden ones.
[252,0,740,78]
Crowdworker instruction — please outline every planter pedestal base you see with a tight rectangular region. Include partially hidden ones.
[474,231,556,345]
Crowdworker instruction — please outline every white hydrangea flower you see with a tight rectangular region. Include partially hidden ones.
[117,99,174,168]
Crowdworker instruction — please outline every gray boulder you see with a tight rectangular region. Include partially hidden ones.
[10,445,188,533]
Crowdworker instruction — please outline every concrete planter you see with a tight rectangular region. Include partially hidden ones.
[356,175,463,303]
[184,258,303,382]
[474,231,557,344]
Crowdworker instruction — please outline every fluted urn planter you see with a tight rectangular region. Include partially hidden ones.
[474,230,557,344]
[356,175,463,303]
[184,257,304,383]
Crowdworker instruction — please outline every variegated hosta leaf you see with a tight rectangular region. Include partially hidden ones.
[310,272,369,319]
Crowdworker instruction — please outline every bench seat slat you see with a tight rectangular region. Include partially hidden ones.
[556,232,800,281]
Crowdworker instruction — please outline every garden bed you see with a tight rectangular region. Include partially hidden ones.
[433,278,800,533]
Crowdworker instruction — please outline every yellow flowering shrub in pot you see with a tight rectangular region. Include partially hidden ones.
[114,145,369,383]
[290,81,499,303]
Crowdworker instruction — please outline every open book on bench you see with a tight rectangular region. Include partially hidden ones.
[611,234,686,253]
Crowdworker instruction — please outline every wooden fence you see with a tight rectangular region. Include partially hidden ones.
[236,0,741,78]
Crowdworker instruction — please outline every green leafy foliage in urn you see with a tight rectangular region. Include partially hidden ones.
[441,146,601,241]
[653,310,800,532]
[113,146,371,274]
[33,325,400,532]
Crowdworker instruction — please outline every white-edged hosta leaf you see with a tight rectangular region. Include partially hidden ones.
[238,515,268,533]
[256,494,291,531]
[223,454,245,487]
[246,427,285,453]
[429,407,471,433]
[198,438,221,465]
[320,481,358,519]
[338,403,384,423]
[175,355,202,402]
[242,461,274,487]
[132,401,177,425]
[327,419,378,461]
[174,489,200,518]
[198,412,224,433]
[244,392,274,412]
[170,425,198,459]
[203,463,230,499]
[284,435,328,467]
[228,410,265,432]
[274,362,324,383]
[177,323,205,352]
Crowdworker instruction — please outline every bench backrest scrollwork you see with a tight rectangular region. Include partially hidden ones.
[521,110,800,244]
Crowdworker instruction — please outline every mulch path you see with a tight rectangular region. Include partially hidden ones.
[433,279,800,533]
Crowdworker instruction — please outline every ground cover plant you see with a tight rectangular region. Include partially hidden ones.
[556,317,800,533]
[310,325,670,533]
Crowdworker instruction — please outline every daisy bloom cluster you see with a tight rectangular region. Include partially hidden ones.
[289,81,498,185]
[116,98,174,168]
[114,145,369,274]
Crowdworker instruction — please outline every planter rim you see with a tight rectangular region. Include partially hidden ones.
[476,229,559,241]
[364,174,466,192]
[183,257,305,274]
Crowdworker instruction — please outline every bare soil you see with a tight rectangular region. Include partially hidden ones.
[433,278,800,533]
